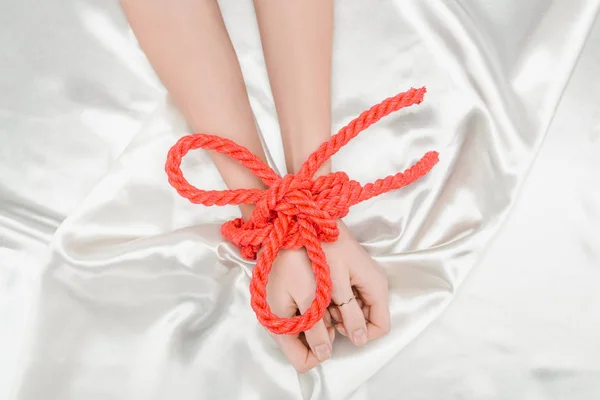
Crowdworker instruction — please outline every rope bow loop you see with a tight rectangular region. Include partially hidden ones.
[165,87,439,335]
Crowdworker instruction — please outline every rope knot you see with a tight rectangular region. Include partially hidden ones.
[165,87,439,335]
[221,171,351,260]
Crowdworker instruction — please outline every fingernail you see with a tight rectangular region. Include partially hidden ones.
[352,329,367,346]
[314,344,331,361]
[337,325,347,336]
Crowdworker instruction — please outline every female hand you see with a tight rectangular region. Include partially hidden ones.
[267,220,390,373]
[266,249,336,373]
[323,220,391,345]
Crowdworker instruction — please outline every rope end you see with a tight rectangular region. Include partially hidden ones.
[413,86,427,104]
[425,150,439,163]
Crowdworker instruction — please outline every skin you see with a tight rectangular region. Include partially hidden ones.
[121,0,390,373]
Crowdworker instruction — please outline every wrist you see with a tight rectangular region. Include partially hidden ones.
[207,153,266,222]
[284,129,332,177]
[239,204,255,221]
[287,157,331,178]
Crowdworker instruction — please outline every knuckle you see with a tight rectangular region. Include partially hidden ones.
[382,323,391,335]
[293,362,310,374]
[379,319,391,336]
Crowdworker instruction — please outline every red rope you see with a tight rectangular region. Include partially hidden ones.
[165,87,439,335]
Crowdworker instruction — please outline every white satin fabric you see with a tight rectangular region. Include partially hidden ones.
[1,1,599,399]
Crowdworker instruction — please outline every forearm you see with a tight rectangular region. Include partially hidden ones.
[253,0,334,175]
[121,0,266,218]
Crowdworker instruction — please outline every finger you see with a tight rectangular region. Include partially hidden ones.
[294,293,334,362]
[330,299,370,337]
[299,326,335,348]
[354,296,370,321]
[329,305,342,323]
[268,282,320,373]
[332,281,368,346]
[354,276,390,341]
[362,304,371,322]
[308,325,335,344]
[273,334,320,374]
[336,322,348,337]
[365,300,389,340]
[328,305,348,336]
[324,308,334,328]
[353,289,371,323]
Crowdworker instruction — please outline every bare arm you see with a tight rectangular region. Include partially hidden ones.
[254,0,334,176]
[121,0,266,219]
[121,1,389,373]
[250,0,338,369]
[254,0,390,355]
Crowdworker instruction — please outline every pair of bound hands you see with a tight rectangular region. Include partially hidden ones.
[266,219,390,373]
